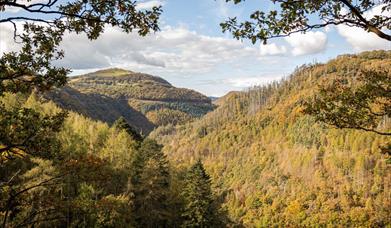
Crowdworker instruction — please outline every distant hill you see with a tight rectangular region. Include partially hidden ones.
[208,96,219,102]
[150,50,391,226]
[212,91,241,106]
[45,68,214,134]
[69,68,210,103]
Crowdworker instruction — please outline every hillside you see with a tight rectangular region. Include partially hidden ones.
[69,68,210,103]
[150,51,391,226]
[2,50,390,227]
[47,86,155,134]
[46,68,214,133]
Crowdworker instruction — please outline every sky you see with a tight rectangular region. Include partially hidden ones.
[1,0,390,96]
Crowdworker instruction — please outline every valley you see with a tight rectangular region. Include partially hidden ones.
[2,50,389,227]
[1,0,390,227]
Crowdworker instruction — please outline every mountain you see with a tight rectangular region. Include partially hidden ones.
[150,50,391,226]
[46,68,214,134]
[69,68,210,103]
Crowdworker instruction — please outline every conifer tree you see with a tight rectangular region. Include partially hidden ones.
[181,160,219,227]
[128,139,170,227]
[113,117,144,142]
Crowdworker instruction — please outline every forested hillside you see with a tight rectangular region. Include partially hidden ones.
[1,50,390,228]
[2,0,390,226]
[0,92,229,227]
[150,51,391,226]
[46,68,215,133]
[47,86,155,134]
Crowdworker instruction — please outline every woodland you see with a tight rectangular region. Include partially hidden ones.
[0,0,390,227]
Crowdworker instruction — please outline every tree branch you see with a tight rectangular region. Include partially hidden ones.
[2,173,68,227]
[339,0,391,41]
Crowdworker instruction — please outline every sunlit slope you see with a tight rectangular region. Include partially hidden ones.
[151,51,391,226]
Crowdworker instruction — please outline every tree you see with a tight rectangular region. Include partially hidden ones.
[0,0,162,94]
[0,158,66,228]
[113,117,144,142]
[0,105,67,163]
[59,154,133,227]
[303,69,390,136]
[220,1,391,138]
[0,1,162,226]
[0,0,162,163]
[181,160,220,227]
[128,139,171,227]
[221,0,391,44]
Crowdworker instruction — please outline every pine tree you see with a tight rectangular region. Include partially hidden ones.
[113,117,144,142]
[128,139,170,227]
[181,160,219,227]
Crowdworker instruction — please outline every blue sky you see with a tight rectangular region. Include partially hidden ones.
[1,0,390,96]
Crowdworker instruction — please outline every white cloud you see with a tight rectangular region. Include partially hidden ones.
[226,75,283,88]
[259,43,287,56]
[0,27,11,55]
[285,31,327,56]
[336,5,391,51]
[136,0,165,10]
[1,24,258,73]
[337,27,390,51]
[0,23,23,56]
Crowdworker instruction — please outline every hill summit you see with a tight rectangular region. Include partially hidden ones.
[47,68,215,134]
[69,68,209,103]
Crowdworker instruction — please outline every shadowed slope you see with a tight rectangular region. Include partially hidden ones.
[46,86,154,134]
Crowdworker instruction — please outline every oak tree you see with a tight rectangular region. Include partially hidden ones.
[303,69,390,136]
[221,0,391,44]
[0,0,162,94]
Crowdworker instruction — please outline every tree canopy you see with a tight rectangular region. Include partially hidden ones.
[0,0,162,164]
[0,1,163,226]
[303,68,391,136]
[113,117,144,142]
[0,105,67,163]
[0,0,162,95]
[220,1,391,136]
[221,0,391,44]
[181,160,221,227]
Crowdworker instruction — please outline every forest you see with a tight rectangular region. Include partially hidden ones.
[1,51,390,227]
[0,92,228,227]
[1,0,390,227]
[151,50,391,226]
